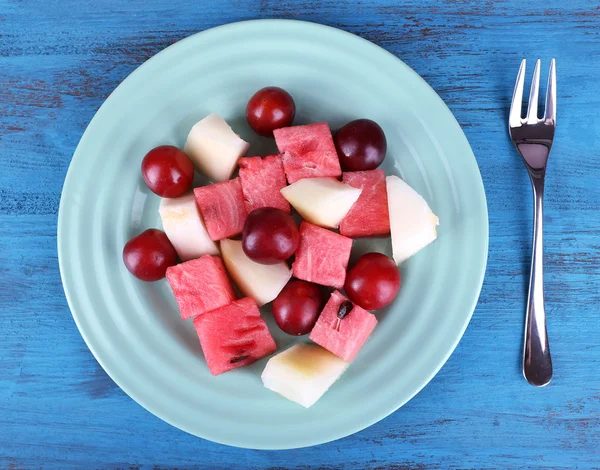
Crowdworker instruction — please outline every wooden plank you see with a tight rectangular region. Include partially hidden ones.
[2,0,600,467]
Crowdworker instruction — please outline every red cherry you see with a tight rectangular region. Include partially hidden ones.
[272,280,325,336]
[123,229,177,281]
[242,208,299,265]
[141,145,194,198]
[246,86,296,137]
[344,252,400,310]
[334,119,387,171]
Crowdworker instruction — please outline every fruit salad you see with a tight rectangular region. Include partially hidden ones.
[122,87,439,407]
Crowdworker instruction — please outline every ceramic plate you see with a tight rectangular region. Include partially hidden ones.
[58,20,488,449]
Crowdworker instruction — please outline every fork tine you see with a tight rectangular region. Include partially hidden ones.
[509,59,526,128]
[526,59,541,124]
[544,58,556,123]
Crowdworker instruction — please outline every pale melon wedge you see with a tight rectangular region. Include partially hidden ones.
[159,193,219,261]
[386,175,439,264]
[261,343,349,408]
[280,177,362,228]
[184,113,249,182]
[220,239,291,306]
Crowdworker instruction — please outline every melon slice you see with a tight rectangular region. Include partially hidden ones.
[159,193,219,261]
[261,343,349,408]
[280,177,362,229]
[184,113,250,182]
[194,297,276,376]
[386,175,439,264]
[220,239,292,307]
[309,291,377,362]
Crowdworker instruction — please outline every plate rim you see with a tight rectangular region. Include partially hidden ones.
[57,18,489,449]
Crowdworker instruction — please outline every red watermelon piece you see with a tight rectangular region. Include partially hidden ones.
[193,297,277,376]
[309,291,377,362]
[339,170,390,237]
[194,178,247,241]
[238,155,290,213]
[292,221,353,289]
[166,255,236,320]
[274,122,342,183]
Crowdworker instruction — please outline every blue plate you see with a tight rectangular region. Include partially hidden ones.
[58,20,488,449]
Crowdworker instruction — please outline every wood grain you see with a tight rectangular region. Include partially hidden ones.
[2,0,600,467]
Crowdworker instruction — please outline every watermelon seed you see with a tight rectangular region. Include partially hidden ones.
[335,301,354,331]
[230,355,250,364]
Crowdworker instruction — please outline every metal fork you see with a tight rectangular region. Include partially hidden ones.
[509,58,556,387]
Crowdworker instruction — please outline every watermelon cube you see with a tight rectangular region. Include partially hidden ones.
[194,178,247,241]
[193,297,277,376]
[339,170,390,237]
[166,255,236,320]
[309,291,377,362]
[238,155,290,213]
[274,122,342,183]
[292,222,353,289]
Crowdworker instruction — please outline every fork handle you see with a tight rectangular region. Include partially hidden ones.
[523,175,552,386]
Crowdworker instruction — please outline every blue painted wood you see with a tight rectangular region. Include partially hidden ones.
[2,0,600,467]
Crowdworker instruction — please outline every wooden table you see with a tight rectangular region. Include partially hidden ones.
[2,0,599,467]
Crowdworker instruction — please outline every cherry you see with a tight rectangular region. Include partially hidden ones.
[242,208,299,265]
[334,119,387,171]
[123,229,177,281]
[141,145,194,198]
[344,252,400,310]
[246,87,295,137]
[272,280,325,336]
